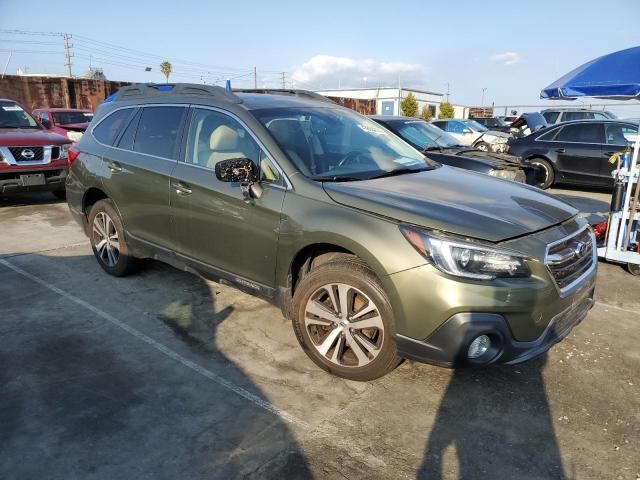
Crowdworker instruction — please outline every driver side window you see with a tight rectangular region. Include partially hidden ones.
[186,108,281,184]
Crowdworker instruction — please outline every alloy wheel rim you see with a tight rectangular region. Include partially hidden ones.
[477,143,488,151]
[304,283,384,368]
[531,160,550,187]
[92,212,120,267]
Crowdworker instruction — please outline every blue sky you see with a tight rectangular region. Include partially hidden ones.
[2,0,639,112]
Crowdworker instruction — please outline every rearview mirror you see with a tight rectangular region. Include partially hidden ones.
[462,128,472,134]
[215,158,258,184]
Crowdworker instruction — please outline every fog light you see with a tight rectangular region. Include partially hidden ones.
[468,335,491,359]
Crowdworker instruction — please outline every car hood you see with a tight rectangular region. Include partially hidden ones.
[322,166,576,242]
[446,148,524,168]
[0,128,71,146]
[480,130,511,140]
[57,122,89,131]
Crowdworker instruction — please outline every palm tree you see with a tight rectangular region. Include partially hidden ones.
[160,61,172,84]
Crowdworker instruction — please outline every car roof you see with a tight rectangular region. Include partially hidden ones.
[550,119,638,126]
[541,108,608,113]
[34,107,93,112]
[103,83,337,111]
[369,115,422,122]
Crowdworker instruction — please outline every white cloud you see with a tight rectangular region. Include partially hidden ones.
[489,52,521,66]
[291,55,426,89]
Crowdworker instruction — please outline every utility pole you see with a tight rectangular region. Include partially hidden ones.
[281,72,286,89]
[63,33,73,78]
[481,87,487,107]
[253,66,257,89]
[445,82,450,102]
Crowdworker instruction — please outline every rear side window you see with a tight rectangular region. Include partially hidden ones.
[116,109,141,150]
[563,111,592,122]
[93,108,134,145]
[556,123,605,143]
[133,106,186,159]
[542,111,560,124]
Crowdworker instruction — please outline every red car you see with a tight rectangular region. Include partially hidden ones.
[32,107,93,142]
[1,99,72,199]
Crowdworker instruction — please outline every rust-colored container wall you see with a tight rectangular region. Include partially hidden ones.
[328,96,376,115]
[0,75,130,112]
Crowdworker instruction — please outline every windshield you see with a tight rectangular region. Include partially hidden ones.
[387,120,465,150]
[52,111,93,125]
[252,107,436,180]
[0,101,40,129]
[465,120,489,132]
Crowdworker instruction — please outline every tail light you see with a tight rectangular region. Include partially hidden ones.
[68,145,80,166]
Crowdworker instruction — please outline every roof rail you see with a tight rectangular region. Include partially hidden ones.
[234,89,336,104]
[110,83,242,104]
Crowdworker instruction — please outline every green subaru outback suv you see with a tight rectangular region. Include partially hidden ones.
[66,84,596,380]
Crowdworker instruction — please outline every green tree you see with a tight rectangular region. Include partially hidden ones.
[400,93,418,117]
[160,61,172,84]
[419,105,433,121]
[438,102,454,119]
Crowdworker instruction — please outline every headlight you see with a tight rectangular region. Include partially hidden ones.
[59,144,70,160]
[400,226,530,280]
[66,131,83,143]
[489,169,516,180]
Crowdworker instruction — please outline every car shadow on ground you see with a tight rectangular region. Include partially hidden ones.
[417,355,566,479]
[552,191,610,224]
[0,253,311,479]
[0,191,65,207]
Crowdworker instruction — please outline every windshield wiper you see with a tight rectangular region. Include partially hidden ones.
[367,167,431,180]
[310,175,364,182]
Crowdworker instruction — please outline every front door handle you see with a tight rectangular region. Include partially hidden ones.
[555,148,566,153]
[172,181,192,196]
[106,160,123,173]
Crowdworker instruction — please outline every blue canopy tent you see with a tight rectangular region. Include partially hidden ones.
[540,46,640,272]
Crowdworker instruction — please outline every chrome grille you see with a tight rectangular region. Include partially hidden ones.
[545,228,595,291]
[9,146,44,161]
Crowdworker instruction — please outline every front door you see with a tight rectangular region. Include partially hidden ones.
[170,107,286,288]
[602,123,638,179]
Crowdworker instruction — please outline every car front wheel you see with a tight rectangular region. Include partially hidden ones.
[88,199,139,276]
[528,157,555,189]
[291,259,401,381]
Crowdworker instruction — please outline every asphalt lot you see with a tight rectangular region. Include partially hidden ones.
[0,187,638,480]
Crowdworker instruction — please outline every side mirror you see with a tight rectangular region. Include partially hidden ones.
[214,158,263,200]
[215,158,258,183]
[462,128,472,134]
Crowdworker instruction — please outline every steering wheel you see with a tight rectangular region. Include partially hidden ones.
[337,151,369,168]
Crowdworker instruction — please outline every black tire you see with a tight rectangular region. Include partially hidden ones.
[529,157,555,189]
[87,199,140,277]
[52,189,66,200]
[475,141,490,152]
[628,263,640,276]
[291,259,401,381]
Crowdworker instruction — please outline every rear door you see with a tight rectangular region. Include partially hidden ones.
[170,107,286,288]
[98,104,187,249]
[553,122,606,185]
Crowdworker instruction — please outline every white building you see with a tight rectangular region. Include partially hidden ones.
[315,87,467,118]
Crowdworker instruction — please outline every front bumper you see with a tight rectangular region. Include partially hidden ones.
[397,284,594,367]
[0,167,67,193]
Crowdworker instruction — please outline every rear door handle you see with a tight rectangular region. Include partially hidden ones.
[555,148,566,153]
[172,181,192,195]
[106,160,122,173]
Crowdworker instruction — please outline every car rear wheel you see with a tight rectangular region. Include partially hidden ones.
[628,263,640,276]
[291,259,401,381]
[88,199,139,277]
[529,157,555,189]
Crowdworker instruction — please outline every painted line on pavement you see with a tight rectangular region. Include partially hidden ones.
[0,257,309,429]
